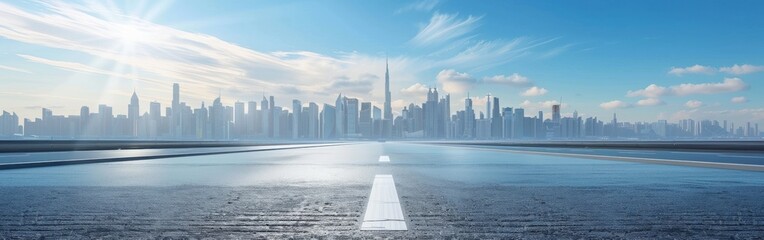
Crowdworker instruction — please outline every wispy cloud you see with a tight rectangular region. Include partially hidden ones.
[668,64,715,76]
[627,78,748,98]
[401,83,430,95]
[0,64,31,73]
[0,1,420,107]
[731,96,748,104]
[482,73,531,87]
[684,100,703,108]
[411,12,482,46]
[521,86,548,97]
[719,64,764,75]
[599,100,632,110]
[396,0,440,14]
[636,98,665,107]
[667,64,763,76]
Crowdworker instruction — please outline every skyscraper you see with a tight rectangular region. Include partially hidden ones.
[234,101,245,138]
[502,107,513,138]
[128,91,139,137]
[384,58,392,121]
[292,99,301,139]
[261,96,269,138]
[486,94,492,120]
[335,94,345,137]
[491,97,502,138]
[464,95,475,138]
[424,88,438,138]
[307,102,319,138]
[172,83,180,138]
[359,102,372,137]
[345,98,358,136]
[321,103,336,139]
[513,108,524,139]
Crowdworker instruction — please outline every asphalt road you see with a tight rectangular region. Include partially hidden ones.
[1,142,763,238]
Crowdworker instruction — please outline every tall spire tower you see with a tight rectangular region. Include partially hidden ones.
[384,57,392,120]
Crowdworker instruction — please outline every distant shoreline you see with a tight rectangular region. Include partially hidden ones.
[425,140,764,152]
[0,140,340,153]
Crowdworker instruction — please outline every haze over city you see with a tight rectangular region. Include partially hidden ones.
[0,0,762,127]
[3,1,764,238]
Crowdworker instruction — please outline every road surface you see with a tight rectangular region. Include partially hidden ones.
[1,142,763,238]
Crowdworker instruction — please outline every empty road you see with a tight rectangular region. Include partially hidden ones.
[1,142,763,238]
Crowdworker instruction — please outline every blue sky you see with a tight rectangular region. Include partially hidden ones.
[0,0,762,125]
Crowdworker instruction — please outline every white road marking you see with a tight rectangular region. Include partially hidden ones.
[361,175,407,231]
[379,155,390,163]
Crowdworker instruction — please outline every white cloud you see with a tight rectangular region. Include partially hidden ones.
[636,98,665,107]
[685,100,703,108]
[436,69,476,93]
[400,83,430,95]
[438,38,557,71]
[731,96,748,104]
[719,64,764,75]
[668,65,715,76]
[599,100,632,110]
[411,12,482,46]
[520,100,568,114]
[521,86,548,97]
[0,64,30,73]
[0,1,436,115]
[627,78,748,98]
[482,73,531,87]
[396,0,440,13]
[672,78,748,96]
[626,84,670,98]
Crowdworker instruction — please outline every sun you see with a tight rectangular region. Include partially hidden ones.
[116,24,147,46]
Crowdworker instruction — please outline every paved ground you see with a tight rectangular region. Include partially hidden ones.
[1,142,763,239]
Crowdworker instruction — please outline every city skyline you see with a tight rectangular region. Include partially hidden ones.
[1,0,763,125]
[1,71,760,140]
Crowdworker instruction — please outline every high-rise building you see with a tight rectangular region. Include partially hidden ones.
[172,83,180,138]
[359,102,372,137]
[209,96,227,139]
[234,101,245,138]
[261,96,269,138]
[513,108,524,139]
[292,99,301,139]
[335,94,345,137]
[128,91,140,137]
[552,104,561,124]
[79,106,89,136]
[98,104,112,137]
[194,102,207,139]
[345,98,359,136]
[424,88,439,138]
[384,58,392,121]
[272,106,282,138]
[464,95,475,138]
[247,100,258,136]
[321,104,336,139]
[491,97,502,138]
[486,94,492,120]
[0,111,19,137]
[307,102,319,138]
[502,107,513,138]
